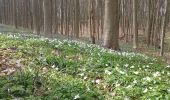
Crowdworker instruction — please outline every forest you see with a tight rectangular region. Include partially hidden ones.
[0,0,170,99]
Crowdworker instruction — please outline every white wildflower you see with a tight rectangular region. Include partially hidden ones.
[143,88,148,93]
[149,63,153,65]
[133,80,137,84]
[167,72,170,76]
[167,65,170,68]
[124,64,129,67]
[146,65,150,68]
[51,65,55,68]
[134,71,139,75]
[95,79,100,84]
[79,73,84,77]
[105,70,112,75]
[149,87,153,90]
[55,67,59,71]
[130,66,135,68]
[126,85,133,89]
[153,71,161,77]
[119,70,125,74]
[91,80,95,83]
[124,96,130,100]
[83,76,87,80]
[143,77,152,82]
[167,88,170,93]
[115,83,120,87]
[74,94,80,99]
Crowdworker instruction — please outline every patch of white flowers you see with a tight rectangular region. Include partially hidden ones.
[83,76,88,80]
[126,85,133,89]
[115,81,121,87]
[116,67,126,75]
[78,73,84,77]
[143,77,152,82]
[167,65,170,68]
[167,72,170,76]
[124,64,129,67]
[133,80,138,84]
[3,33,155,62]
[95,79,101,84]
[124,96,130,100]
[105,69,112,75]
[74,94,80,99]
[134,71,139,75]
[143,88,148,93]
[130,65,135,69]
[152,71,161,77]
[51,65,55,68]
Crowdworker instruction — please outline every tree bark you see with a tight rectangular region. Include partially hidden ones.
[32,0,40,35]
[103,0,119,50]
[160,0,168,56]
[132,0,138,49]
[74,0,80,38]
[43,0,52,36]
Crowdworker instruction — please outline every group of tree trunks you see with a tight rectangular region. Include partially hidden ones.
[0,0,169,55]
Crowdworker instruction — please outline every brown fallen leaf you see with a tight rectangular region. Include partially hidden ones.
[0,72,6,76]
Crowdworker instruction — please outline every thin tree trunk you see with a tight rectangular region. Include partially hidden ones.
[132,0,138,49]
[74,0,80,38]
[43,0,52,36]
[160,0,168,56]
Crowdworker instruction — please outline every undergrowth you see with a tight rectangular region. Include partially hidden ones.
[0,33,170,100]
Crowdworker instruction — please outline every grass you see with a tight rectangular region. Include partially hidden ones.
[0,33,170,100]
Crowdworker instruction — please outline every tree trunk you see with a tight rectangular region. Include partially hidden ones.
[13,0,18,29]
[32,0,40,35]
[74,0,80,38]
[132,0,138,49]
[103,0,119,50]
[43,0,52,36]
[146,0,152,47]
[160,0,168,56]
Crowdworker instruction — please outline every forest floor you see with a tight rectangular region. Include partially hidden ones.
[1,24,170,63]
[0,33,170,99]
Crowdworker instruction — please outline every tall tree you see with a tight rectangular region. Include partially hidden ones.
[160,0,168,56]
[43,0,52,36]
[103,0,119,50]
[132,0,138,49]
[13,0,18,28]
[146,0,152,47]
[74,0,80,38]
[32,0,40,34]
